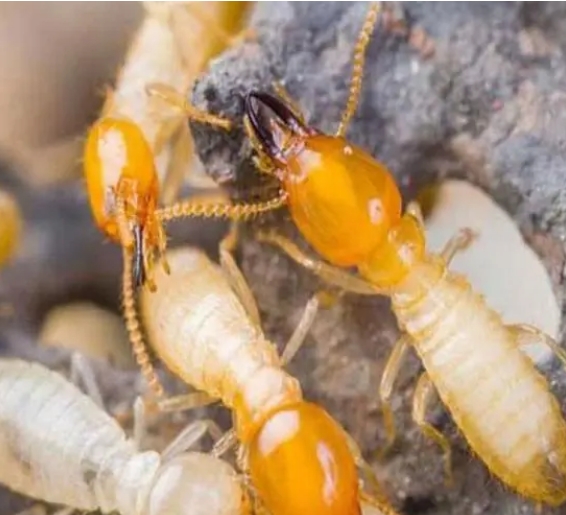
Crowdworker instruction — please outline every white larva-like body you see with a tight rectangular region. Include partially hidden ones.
[103,2,190,184]
[140,247,302,440]
[0,359,245,515]
[391,256,566,504]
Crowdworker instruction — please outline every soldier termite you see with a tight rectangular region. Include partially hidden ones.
[83,1,277,400]
[238,1,566,507]
[0,358,249,515]
[140,245,401,515]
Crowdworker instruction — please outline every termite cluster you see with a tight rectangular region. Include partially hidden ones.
[1,2,566,515]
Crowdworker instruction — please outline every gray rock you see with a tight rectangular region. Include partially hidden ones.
[191,3,566,515]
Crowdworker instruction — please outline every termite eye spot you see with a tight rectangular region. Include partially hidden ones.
[245,91,313,162]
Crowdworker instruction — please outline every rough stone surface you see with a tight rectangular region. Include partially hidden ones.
[190,3,566,515]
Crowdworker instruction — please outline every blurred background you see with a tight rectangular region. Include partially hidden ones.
[0,3,143,186]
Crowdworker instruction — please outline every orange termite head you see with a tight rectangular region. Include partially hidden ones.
[247,401,360,515]
[245,91,403,268]
[84,117,160,288]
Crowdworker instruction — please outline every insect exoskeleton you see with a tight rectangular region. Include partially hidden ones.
[0,358,248,515]
[84,115,162,287]
[0,189,22,268]
[140,246,397,515]
[102,2,251,206]
[83,1,256,400]
[238,2,566,507]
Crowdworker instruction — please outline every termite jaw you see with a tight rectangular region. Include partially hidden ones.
[245,91,314,165]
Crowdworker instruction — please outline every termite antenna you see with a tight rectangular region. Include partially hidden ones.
[116,198,165,400]
[155,192,288,223]
[336,2,381,138]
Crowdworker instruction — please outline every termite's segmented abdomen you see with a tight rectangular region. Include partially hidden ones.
[0,360,160,514]
[392,256,566,505]
[141,248,303,440]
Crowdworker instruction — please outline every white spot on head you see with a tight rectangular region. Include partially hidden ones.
[317,442,338,504]
[98,128,127,190]
[367,198,383,224]
[258,410,299,456]
[343,145,353,156]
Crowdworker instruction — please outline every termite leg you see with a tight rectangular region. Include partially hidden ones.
[142,242,157,293]
[146,83,232,130]
[156,222,170,275]
[343,430,386,501]
[271,81,307,125]
[160,124,193,206]
[377,334,411,456]
[360,490,401,515]
[255,230,381,295]
[158,391,217,413]
[335,2,380,138]
[212,429,238,458]
[412,372,453,486]
[507,324,566,367]
[70,352,104,409]
[161,419,226,463]
[219,224,262,327]
[280,294,320,366]
[440,228,477,265]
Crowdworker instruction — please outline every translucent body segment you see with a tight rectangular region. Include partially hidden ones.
[283,135,402,266]
[0,359,248,515]
[84,117,159,241]
[248,402,360,515]
[140,247,302,440]
[0,359,159,513]
[146,453,246,515]
[393,258,566,505]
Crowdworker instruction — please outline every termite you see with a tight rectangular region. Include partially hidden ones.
[100,2,252,205]
[140,244,400,515]
[0,357,249,515]
[237,1,566,506]
[0,189,22,268]
[84,1,275,400]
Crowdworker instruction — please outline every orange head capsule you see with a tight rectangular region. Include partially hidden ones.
[245,92,402,267]
[248,401,360,515]
[84,117,161,287]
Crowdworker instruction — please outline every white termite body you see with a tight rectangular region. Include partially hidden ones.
[102,2,190,187]
[140,247,302,440]
[0,359,246,515]
[391,256,566,503]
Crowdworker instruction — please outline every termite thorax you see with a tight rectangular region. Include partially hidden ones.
[233,366,303,443]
